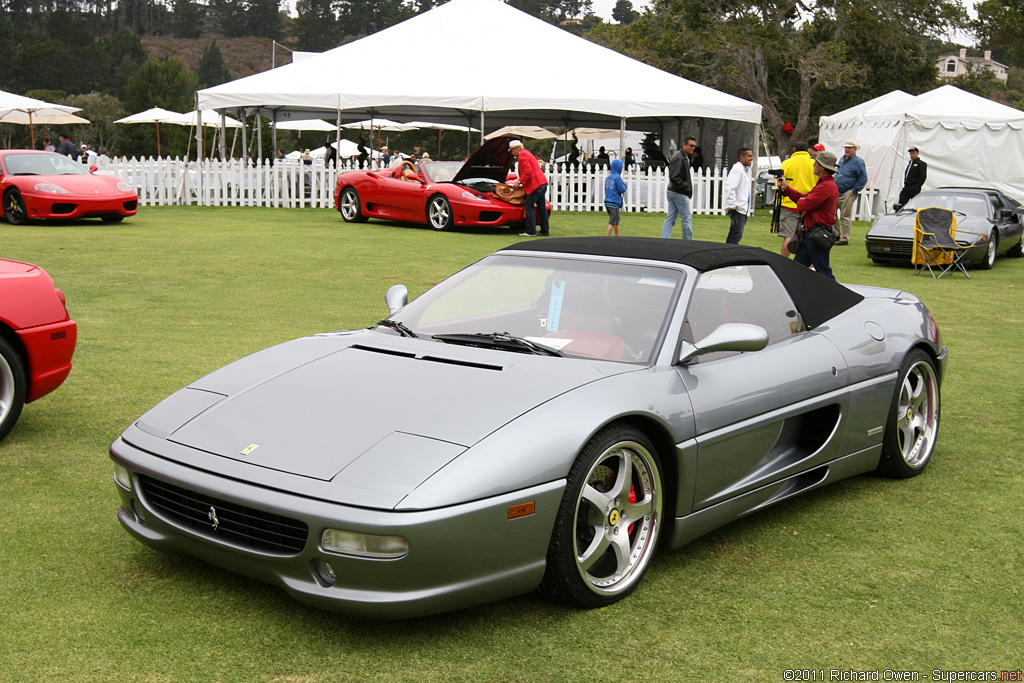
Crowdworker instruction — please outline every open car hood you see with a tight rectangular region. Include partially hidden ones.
[451,135,517,184]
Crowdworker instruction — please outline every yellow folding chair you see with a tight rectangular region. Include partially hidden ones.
[913,207,971,279]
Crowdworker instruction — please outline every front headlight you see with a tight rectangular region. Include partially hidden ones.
[33,182,69,194]
[321,529,409,559]
[113,462,131,489]
[116,181,132,192]
[460,190,487,202]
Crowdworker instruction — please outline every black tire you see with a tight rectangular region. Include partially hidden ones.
[980,230,997,269]
[338,187,367,223]
[4,189,28,225]
[541,423,663,608]
[876,349,940,478]
[427,195,452,231]
[0,336,27,443]
[101,215,124,223]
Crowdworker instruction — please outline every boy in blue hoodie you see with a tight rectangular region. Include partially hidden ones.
[604,158,627,236]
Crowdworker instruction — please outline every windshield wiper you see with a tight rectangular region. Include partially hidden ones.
[375,319,419,338]
[433,332,563,356]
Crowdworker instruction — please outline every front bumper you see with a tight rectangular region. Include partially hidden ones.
[865,237,988,265]
[110,434,563,618]
[17,319,77,403]
[24,192,138,220]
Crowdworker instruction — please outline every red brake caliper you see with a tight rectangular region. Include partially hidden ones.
[628,485,636,534]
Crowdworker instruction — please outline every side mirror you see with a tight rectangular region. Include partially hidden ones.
[385,284,408,315]
[677,323,769,364]
[89,164,99,173]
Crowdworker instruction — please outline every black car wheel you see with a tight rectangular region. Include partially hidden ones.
[427,195,452,231]
[4,189,28,225]
[0,336,27,443]
[339,187,367,223]
[876,349,939,478]
[541,423,663,608]
[1008,235,1023,258]
[980,230,997,269]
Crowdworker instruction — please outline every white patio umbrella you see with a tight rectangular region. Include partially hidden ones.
[404,121,480,159]
[174,110,243,128]
[484,125,557,140]
[114,107,186,156]
[343,118,419,151]
[0,90,86,149]
[276,119,338,132]
[570,127,641,140]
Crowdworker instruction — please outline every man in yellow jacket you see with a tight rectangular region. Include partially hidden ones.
[779,140,818,257]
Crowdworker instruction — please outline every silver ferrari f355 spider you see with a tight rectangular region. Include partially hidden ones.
[111,237,946,618]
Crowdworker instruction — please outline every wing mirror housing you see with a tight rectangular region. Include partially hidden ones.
[385,284,408,315]
[89,164,99,173]
[677,323,769,364]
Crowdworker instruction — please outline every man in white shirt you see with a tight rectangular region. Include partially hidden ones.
[724,147,754,244]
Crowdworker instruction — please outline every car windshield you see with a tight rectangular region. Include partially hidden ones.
[1,152,89,176]
[903,192,990,218]
[389,254,684,364]
[420,162,461,183]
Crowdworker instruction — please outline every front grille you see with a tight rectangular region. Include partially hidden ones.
[139,475,309,555]
[889,240,914,255]
[52,203,76,214]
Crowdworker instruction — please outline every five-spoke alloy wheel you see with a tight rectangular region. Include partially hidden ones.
[339,187,367,223]
[4,189,27,225]
[428,195,452,231]
[542,424,663,607]
[878,349,940,478]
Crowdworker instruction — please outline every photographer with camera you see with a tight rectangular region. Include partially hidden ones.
[776,150,840,281]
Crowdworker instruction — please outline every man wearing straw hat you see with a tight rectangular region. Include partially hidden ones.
[834,139,867,246]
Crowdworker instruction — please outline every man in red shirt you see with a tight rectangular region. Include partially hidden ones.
[509,139,550,237]
[777,150,840,280]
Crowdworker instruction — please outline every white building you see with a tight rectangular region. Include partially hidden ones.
[937,48,1008,83]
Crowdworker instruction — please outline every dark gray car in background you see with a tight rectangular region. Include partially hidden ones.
[865,187,1024,268]
[111,238,947,618]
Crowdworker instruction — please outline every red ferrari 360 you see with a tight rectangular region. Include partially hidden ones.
[0,258,77,442]
[0,150,138,224]
[333,135,551,231]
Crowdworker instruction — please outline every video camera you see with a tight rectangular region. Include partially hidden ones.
[766,168,785,178]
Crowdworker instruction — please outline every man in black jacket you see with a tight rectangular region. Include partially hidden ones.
[661,136,695,239]
[894,147,927,211]
[56,133,79,160]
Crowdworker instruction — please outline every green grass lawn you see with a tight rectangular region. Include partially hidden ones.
[1,206,1022,682]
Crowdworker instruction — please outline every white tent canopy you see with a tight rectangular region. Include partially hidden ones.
[819,86,1024,210]
[198,0,761,163]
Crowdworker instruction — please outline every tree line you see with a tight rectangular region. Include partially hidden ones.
[1,0,1021,158]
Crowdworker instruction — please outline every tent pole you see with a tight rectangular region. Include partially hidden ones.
[271,111,277,160]
[619,117,626,165]
[220,112,227,160]
[336,105,342,169]
[241,108,248,164]
[480,109,485,146]
[257,110,263,162]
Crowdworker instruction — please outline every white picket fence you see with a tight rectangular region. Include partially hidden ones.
[94,157,878,220]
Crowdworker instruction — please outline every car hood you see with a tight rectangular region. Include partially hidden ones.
[452,135,517,184]
[867,211,989,242]
[145,332,631,483]
[34,173,127,196]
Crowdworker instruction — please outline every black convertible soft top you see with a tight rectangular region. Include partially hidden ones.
[501,237,864,330]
